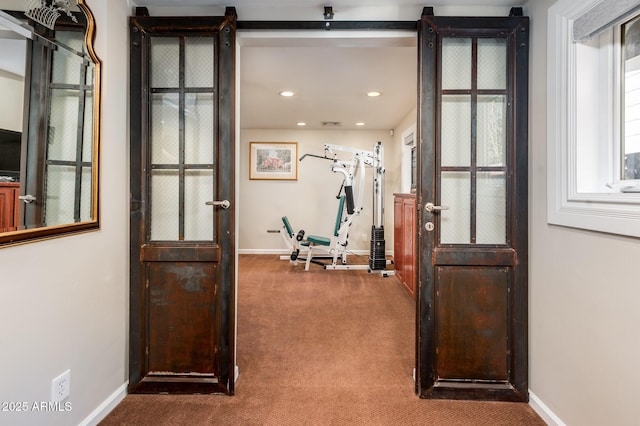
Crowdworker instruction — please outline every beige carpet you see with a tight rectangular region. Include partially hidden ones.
[100,254,545,425]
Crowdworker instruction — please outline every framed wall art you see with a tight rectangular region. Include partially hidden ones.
[249,142,298,180]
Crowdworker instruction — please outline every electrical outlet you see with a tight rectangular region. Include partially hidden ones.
[361,233,368,242]
[51,369,70,403]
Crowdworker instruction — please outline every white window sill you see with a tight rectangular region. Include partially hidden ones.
[548,187,640,237]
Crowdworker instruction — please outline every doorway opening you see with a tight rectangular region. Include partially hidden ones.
[235,27,419,390]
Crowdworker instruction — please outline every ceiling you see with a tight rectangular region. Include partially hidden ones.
[240,36,417,131]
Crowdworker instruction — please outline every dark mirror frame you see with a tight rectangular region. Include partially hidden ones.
[0,0,101,247]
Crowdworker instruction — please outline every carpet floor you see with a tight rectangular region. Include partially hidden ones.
[100,254,546,425]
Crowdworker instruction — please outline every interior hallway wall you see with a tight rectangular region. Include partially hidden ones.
[0,0,130,424]
[239,128,397,253]
[526,0,640,424]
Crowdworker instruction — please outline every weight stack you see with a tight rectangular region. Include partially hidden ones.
[369,226,386,270]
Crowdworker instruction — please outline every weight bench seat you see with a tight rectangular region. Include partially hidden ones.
[306,235,331,246]
[281,196,346,270]
[282,216,331,247]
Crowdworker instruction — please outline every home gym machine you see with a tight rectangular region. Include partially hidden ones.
[279,141,392,276]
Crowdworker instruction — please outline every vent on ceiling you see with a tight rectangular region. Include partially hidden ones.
[321,121,341,127]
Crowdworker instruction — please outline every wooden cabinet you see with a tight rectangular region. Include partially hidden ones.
[394,193,416,299]
[0,182,20,233]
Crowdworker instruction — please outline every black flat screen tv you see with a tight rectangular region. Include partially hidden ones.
[0,129,21,181]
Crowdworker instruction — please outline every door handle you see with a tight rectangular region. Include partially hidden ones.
[18,194,37,204]
[205,200,230,209]
[425,202,449,212]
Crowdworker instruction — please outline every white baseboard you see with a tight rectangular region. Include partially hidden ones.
[79,382,128,426]
[529,390,566,426]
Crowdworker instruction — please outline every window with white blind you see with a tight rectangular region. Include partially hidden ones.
[547,0,640,237]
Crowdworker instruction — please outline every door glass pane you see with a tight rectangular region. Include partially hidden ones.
[45,165,75,226]
[151,38,179,88]
[83,90,94,162]
[185,170,214,240]
[477,38,507,90]
[477,172,506,244]
[440,172,471,244]
[441,95,471,167]
[48,89,79,161]
[151,170,179,241]
[442,38,471,90]
[151,93,179,164]
[51,34,84,85]
[55,31,85,56]
[185,38,214,87]
[81,166,92,221]
[185,93,214,164]
[477,95,506,167]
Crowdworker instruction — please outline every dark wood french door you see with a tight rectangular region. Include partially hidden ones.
[416,9,529,401]
[129,8,236,394]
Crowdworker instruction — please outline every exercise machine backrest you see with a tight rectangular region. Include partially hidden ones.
[334,195,346,237]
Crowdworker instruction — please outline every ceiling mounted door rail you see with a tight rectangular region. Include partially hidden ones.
[237,21,417,31]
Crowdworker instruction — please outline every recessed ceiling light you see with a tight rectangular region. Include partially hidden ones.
[356,122,365,126]
[367,91,381,97]
[279,91,295,97]
[297,122,306,126]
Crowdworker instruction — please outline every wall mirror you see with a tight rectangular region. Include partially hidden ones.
[0,0,100,246]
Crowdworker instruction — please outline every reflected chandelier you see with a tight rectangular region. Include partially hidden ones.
[24,0,77,30]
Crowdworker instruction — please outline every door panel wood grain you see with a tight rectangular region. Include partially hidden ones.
[436,266,509,381]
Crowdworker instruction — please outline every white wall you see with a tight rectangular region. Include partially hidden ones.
[527,1,640,425]
[0,72,23,131]
[0,0,130,425]
[239,128,398,253]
